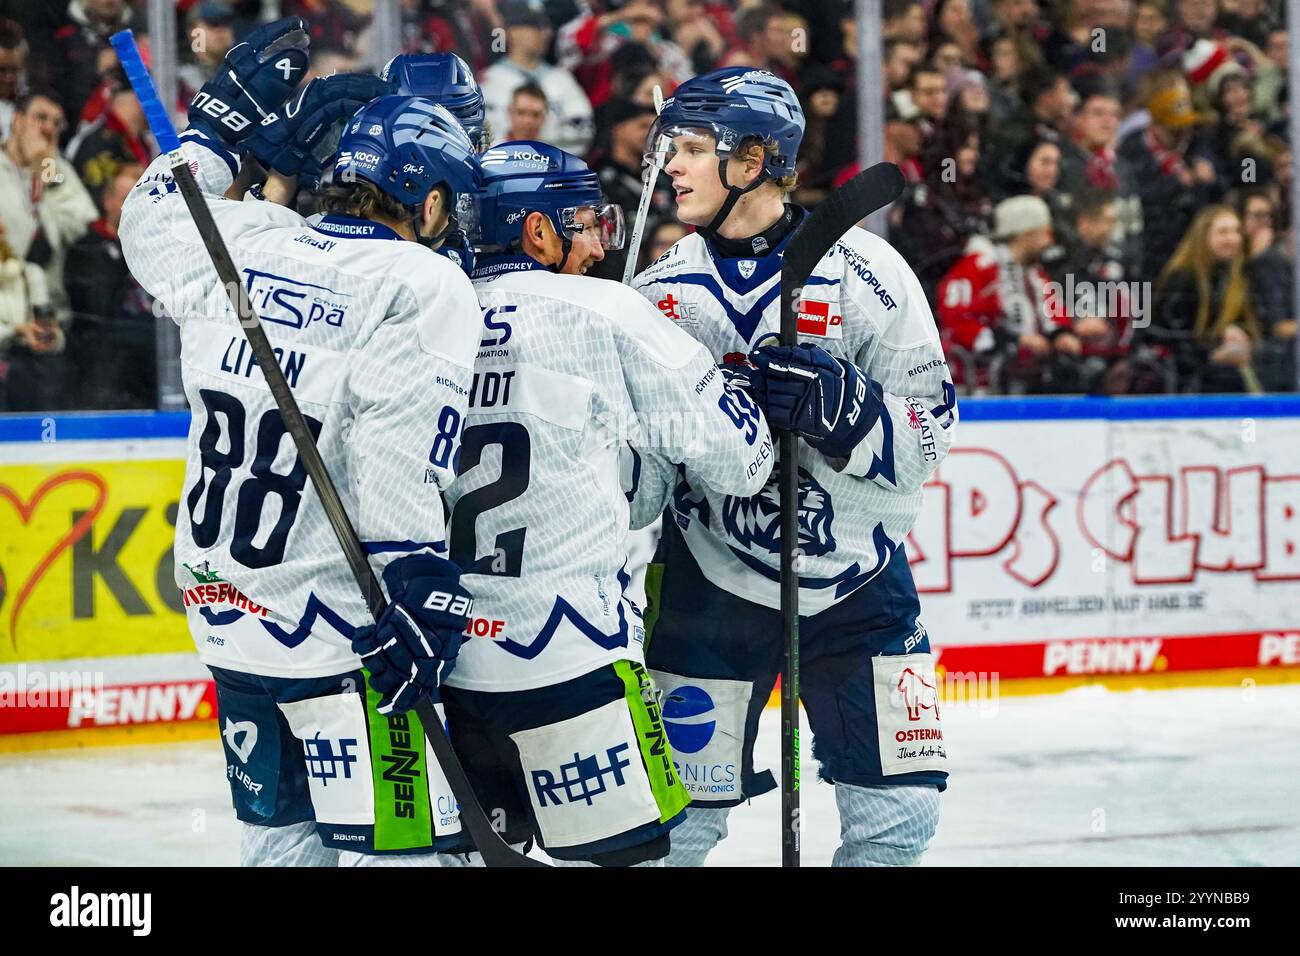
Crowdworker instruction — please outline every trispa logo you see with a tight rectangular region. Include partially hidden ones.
[242,269,350,330]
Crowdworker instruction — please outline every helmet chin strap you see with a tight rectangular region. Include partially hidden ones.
[700,156,767,236]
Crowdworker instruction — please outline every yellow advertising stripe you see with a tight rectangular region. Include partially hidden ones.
[0,720,217,754]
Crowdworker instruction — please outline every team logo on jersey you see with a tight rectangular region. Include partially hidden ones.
[243,269,350,330]
[721,467,836,558]
[796,299,843,338]
[737,260,757,279]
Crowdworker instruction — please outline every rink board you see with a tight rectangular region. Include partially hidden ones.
[1,397,1298,738]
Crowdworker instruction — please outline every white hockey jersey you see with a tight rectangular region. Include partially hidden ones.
[442,258,774,692]
[119,135,481,678]
[631,221,958,615]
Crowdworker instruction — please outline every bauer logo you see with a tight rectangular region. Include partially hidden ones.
[662,685,716,753]
[243,269,351,330]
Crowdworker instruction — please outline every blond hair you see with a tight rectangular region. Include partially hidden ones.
[1158,204,1260,344]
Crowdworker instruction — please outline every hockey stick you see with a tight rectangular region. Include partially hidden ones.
[776,162,905,867]
[620,85,664,285]
[111,30,545,868]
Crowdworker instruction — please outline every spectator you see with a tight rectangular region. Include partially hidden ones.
[930,0,982,63]
[1118,71,1219,282]
[1128,0,1168,90]
[1158,0,1227,61]
[1060,85,1122,195]
[982,32,1025,126]
[1147,204,1263,391]
[503,83,549,142]
[1234,187,1296,389]
[0,19,26,140]
[284,0,367,59]
[1004,134,1066,210]
[0,92,97,332]
[66,72,151,214]
[482,0,595,155]
[946,66,991,127]
[883,97,926,184]
[936,194,1067,389]
[794,67,854,208]
[38,0,132,137]
[897,118,994,295]
[178,1,238,94]
[557,0,691,110]
[883,0,927,44]
[884,37,923,91]
[1217,0,1275,49]
[665,0,730,76]
[900,63,948,148]
[720,4,805,87]
[65,162,155,409]
[983,65,1076,188]
[1051,190,1146,390]
[930,40,966,74]
[643,219,688,267]
[589,98,667,280]
[0,217,57,411]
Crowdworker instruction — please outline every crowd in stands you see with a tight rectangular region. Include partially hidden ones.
[0,0,1293,410]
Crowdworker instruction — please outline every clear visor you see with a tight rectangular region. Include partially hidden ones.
[643,123,727,167]
[562,203,626,251]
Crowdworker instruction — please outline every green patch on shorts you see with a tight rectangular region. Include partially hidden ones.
[614,659,689,824]
[364,680,434,851]
[641,562,664,647]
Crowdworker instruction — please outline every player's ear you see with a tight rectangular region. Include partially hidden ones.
[422,186,444,231]
[521,211,555,262]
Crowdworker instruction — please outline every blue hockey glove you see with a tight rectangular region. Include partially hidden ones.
[350,554,473,715]
[248,72,393,184]
[719,351,766,404]
[749,343,883,460]
[187,17,310,150]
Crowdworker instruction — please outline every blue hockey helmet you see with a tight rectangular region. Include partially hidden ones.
[334,95,483,245]
[476,140,625,258]
[380,52,490,153]
[647,67,804,232]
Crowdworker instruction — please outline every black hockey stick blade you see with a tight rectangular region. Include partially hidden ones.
[774,161,905,868]
[780,162,906,340]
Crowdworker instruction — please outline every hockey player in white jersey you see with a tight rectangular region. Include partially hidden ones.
[119,20,485,865]
[630,68,958,866]
[435,141,775,866]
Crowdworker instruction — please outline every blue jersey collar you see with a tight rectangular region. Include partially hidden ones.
[471,254,551,280]
[314,214,405,242]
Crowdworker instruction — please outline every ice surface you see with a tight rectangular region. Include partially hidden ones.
[2,683,1296,866]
